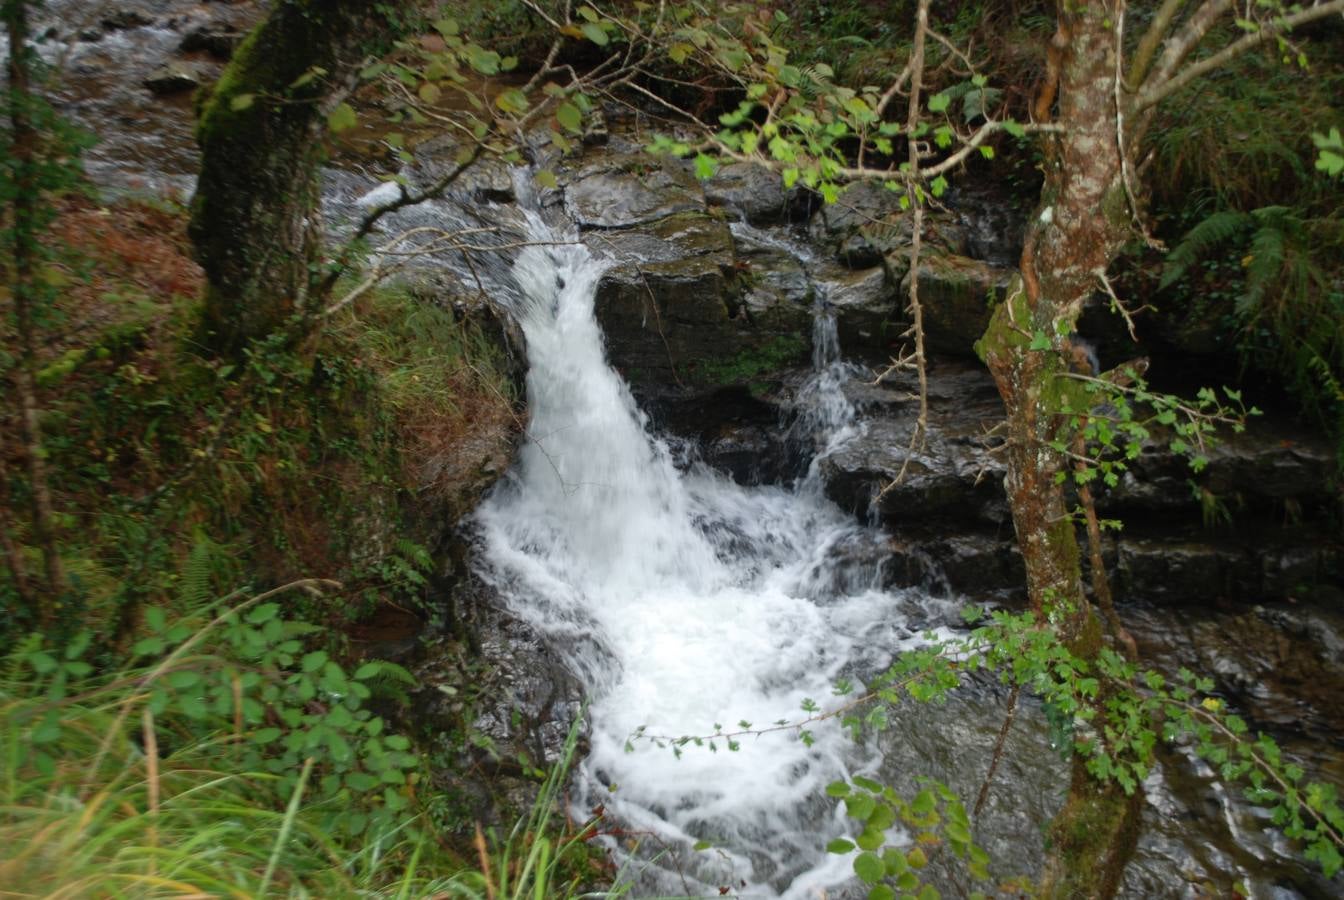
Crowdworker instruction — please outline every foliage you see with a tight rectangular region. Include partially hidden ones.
[824,776,1031,900]
[0,584,451,896]
[1160,206,1343,460]
[1,582,618,897]
[1048,366,1259,487]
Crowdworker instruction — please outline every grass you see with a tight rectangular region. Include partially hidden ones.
[0,589,614,899]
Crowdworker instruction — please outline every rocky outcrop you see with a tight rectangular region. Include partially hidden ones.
[903,253,1013,357]
[812,359,1342,607]
[704,161,815,225]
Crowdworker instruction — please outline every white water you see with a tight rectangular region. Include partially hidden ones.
[473,210,950,897]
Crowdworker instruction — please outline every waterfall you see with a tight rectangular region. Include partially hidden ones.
[473,209,947,898]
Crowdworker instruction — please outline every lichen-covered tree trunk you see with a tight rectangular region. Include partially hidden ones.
[189,0,394,357]
[974,2,1143,896]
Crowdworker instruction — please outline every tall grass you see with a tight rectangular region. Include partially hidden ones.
[0,588,614,899]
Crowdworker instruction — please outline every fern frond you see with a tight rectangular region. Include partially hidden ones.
[1160,210,1252,290]
[179,535,214,609]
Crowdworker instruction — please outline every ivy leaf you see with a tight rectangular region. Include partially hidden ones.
[927,92,950,113]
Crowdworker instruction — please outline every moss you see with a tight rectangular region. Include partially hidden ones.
[1042,772,1144,899]
[974,275,1033,365]
[696,333,809,385]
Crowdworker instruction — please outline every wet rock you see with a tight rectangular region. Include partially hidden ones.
[901,252,1013,357]
[814,262,900,356]
[700,417,792,485]
[704,161,814,225]
[1113,531,1341,607]
[590,211,812,391]
[565,154,704,228]
[808,179,966,268]
[735,240,814,333]
[411,592,585,827]
[142,63,199,94]
[1098,418,1338,520]
[808,179,910,268]
[945,181,1029,267]
[101,9,155,30]
[179,22,245,59]
[1125,601,1344,746]
[818,361,1008,526]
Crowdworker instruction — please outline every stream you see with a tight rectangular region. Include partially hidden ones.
[466,198,1337,898]
[35,9,1341,889]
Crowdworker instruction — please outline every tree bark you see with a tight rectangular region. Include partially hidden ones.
[189,0,395,357]
[974,1,1143,895]
[5,0,67,619]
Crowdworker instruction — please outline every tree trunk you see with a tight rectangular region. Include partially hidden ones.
[974,1,1143,896]
[5,0,67,619]
[189,0,394,357]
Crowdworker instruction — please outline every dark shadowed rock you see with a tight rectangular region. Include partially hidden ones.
[902,253,1013,357]
[705,161,815,225]
[179,21,245,59]
[102,9,155,30]
[143,63,199,94]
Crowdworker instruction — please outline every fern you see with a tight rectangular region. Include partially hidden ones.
[1163,205,1344,464]
[1159,210,1250,290]
[178,534,216,609]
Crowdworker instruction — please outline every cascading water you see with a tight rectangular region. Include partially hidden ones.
[473,208,957,897]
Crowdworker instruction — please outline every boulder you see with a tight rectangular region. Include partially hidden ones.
[902,253,1013,357]
[704,161,814,225]
[814,262,901,356]
[564,155,704,228]
[143,63,199,94]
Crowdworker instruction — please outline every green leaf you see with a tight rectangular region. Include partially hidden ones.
[230,93,255,112]
[302,651,328,673]
[581,22,608,46]
[854,851,885,884]
[868,887,895,900]
[694,153,718,179]
[534,169,558,189]
[556,101,583,133]
[826,837,856,854]
[927,93,950,113]
[328,102,358,133]
[28,651,58,674]
[826,781,851,798]
[418,82,442,105]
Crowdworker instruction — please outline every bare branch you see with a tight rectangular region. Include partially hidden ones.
[1144,0,1233,93]
[1125,0,1189,91]
[1137,0,1344,111]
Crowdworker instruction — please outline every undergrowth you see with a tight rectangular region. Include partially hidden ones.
[0,585,609,899]
[0,196,517,644]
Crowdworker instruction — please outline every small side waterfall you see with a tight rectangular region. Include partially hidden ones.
[473,210,952,897]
